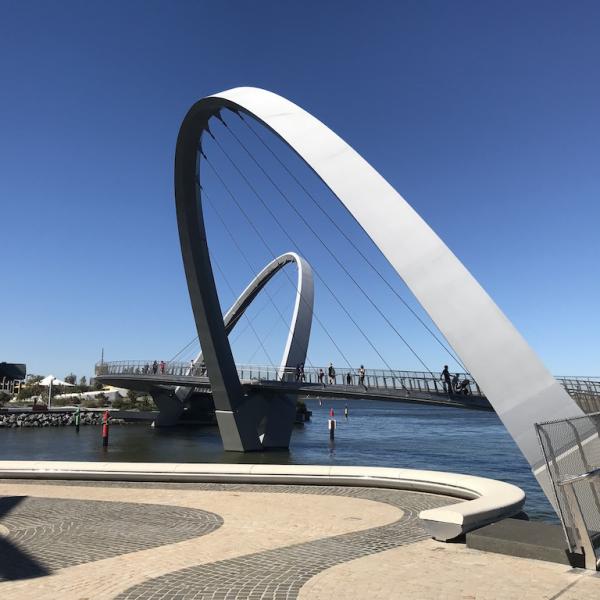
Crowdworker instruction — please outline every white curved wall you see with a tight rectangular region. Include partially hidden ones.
[0,461,525,541]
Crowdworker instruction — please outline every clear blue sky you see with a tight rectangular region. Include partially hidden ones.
[1,1,598,380]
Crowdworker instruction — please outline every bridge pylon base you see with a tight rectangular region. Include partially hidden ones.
[215,393,296,452]
[151,391,184,427]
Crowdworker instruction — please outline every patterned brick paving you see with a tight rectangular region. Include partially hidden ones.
[0,495,223,581]
[1,480,596,600]
[107,484,453,600]
[0,480,454,597]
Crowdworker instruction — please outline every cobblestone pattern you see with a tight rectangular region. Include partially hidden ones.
[0,496,223,580]
[112,484,453,600]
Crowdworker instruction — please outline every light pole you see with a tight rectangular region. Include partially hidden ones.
[48,377,52,409]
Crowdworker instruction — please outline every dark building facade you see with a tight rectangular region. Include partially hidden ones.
[0,362,26,394]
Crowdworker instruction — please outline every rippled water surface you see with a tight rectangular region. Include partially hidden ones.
[1,399,557,521]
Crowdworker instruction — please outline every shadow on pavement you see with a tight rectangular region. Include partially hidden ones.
[0,496,51,581]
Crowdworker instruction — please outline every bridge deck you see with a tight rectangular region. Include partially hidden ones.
[95,373,491,411]
[95,364,600,416]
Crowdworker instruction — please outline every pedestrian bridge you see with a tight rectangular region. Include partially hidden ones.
[91,87,600,559]
[94,361,600,415]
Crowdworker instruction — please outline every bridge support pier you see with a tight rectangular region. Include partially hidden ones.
[151,391,184,427]
[261,394,297,448]
[216,393,296,451]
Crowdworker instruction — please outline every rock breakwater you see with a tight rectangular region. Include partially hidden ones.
[0,412,125,428]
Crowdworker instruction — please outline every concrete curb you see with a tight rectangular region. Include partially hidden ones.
[0,461,525,540]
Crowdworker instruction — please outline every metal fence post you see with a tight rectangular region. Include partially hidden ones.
[560,481,599,570]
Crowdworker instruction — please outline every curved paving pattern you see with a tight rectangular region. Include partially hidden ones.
[1,480,598,600]
[0,496,223,581]
[115,485,453,600]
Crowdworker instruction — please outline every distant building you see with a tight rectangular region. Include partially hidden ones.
[0,362,26,395]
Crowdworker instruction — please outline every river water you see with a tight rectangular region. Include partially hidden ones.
[0,398,557,521]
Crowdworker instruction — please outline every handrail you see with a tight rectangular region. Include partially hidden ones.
[94,360,483,396]
[557,467,600,487]
[94,360,600,401]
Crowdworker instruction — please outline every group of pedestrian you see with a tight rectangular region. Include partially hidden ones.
[440,365,471,396]
[189,360,206,376]
[314,364,337,386]
[309,363,367,390]
[142,360,165,375]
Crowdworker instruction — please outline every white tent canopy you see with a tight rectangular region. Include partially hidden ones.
[39,375,75,387]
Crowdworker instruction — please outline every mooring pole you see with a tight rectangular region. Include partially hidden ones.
[102,410,110,447]
[328,418,336,440]
[75,406,81,433]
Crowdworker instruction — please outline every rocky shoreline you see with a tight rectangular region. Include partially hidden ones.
[0,412,126,428]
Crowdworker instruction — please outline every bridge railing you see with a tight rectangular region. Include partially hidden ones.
[535,411,600,570]
[94,361,482,396]
[94,360,208,378]
[556,377,600,396]
[94,361,600,405]
[234,363,481,395]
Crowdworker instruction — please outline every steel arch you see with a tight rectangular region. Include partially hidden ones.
[175,87,583,480]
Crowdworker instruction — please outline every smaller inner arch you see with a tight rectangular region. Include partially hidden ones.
[176,252,313,402]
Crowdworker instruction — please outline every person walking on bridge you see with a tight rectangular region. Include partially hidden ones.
[346,372,352,385]
[160,360,165,375]
[152,360,158,375]
[318,368,325,386]
[328,363,336,385]
[441,365,453,396]
[359,365,366,389]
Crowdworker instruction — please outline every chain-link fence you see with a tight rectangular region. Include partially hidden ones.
[535,411,600,569]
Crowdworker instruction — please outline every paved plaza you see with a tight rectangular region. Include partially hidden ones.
[0,480,598,599]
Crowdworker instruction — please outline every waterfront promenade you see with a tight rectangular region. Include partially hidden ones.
[0,470,598,598]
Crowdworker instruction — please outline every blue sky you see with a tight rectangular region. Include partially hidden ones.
[1,1,598,380]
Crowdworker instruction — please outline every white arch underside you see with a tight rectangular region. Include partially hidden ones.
[207,87,585,502]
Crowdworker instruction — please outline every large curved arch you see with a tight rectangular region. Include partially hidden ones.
[175,87,584,476]
[175,251,313,402]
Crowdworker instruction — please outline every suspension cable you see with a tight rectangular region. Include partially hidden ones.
[203,188,315,368]
[219,118,431,374]
[200,150,355,371]
[228,280,289,346]
[169,335,200,363]
[210,253,277,368]
[245,297,295,364]
[169,267,290,363]
[233,110,468,374]
[204,189,315,369]
[205,130,406,375]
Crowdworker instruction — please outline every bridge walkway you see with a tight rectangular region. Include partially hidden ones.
[95,361,492,411]
[94,362,600,418]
